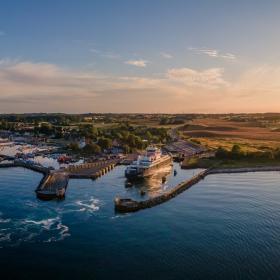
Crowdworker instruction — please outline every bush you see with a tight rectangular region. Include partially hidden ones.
[68,142,80,152]
[83,143,101,154]
[97,137,113,150]
[216,147,228,159]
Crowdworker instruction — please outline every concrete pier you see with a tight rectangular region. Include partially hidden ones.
[115,169,208,213]
[36,171,69,200]
[0,160,50,174]
[0,159,119,200]
[115,165,280,213]
[36,159,119,199]
[67,160,118,179]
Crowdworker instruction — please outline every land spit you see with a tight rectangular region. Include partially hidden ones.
[115,166,280,213]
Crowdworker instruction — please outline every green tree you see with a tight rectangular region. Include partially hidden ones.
[68,142,80,152]
[98,137,113,150]
[231,144,243,159]
[122,144,130,154]
[216,147,228,159]
[83,143,101,154]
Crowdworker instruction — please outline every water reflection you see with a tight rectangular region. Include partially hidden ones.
[124,164,174,198]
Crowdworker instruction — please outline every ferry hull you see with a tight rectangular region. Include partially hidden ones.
[125,155,172,180]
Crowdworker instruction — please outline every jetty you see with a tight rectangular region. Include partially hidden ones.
[36,171,69,200]
[115,169,208,212]
[115,166,280,213]
[36,159,119,200]
[65,159,118,179]
[0,158,119,200]
[0,160,50,174]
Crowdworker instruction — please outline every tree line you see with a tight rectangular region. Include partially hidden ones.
[216,145,280,160]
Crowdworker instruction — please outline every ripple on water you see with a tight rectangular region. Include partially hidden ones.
[2,166,280,279]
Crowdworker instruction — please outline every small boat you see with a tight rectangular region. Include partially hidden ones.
[140,189,146,196]
[125,181,133,188]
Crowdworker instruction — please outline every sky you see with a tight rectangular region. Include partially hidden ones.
[0,0,280,113]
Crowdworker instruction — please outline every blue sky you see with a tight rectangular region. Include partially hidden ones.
[0,0,280,113]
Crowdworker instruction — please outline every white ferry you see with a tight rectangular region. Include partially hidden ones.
[125,147,172,180]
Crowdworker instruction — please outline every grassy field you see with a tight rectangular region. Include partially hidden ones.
[180,117,280,152]
[182,157,280,169]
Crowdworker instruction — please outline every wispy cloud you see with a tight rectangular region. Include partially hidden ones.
[189,47,236,60]
[167,67,228,88]
[1,59,280,113]
[90,48,121,59]
[160,52,173,59]
[125,59,149,67]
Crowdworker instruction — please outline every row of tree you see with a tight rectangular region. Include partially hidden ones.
[216,145,280,160]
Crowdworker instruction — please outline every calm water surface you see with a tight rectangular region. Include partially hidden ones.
[0,164,280,279]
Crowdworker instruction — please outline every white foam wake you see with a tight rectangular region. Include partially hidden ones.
[0,215,71,248]
[75,197,101,212]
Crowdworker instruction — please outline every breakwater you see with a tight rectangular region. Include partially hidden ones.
[36,159,119,199]
[36,171,69,200]
[67,159,118,179]
[207,166,280,174]
[0,159,119,200]
[115,169,208,212]
[0,161,50,174]
[115,166,280,213]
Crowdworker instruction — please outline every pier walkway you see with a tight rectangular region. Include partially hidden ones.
[36,171,69,199]
[1,159,119,200]
[65,159,118,179]
[36,159,119,200]
[0,160,50,174]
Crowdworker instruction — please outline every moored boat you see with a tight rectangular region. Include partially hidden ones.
[125,147,172,180]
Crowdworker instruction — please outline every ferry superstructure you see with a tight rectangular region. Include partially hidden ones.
[125,147,172,180]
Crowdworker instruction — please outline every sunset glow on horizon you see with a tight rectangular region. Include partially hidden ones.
[0,0,280,113]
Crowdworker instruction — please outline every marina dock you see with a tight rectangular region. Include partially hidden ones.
[0,158,119,200]
[65,159,118,179]
[0,160,50,174]
[36,171,69,200]
[35,159,119,200]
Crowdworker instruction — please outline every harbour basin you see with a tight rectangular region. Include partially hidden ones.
[0,164,280,279]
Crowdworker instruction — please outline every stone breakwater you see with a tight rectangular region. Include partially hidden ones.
[115,166,280,213]
[115,169,209,213]
[207,166,280,174]
[0,161,50,174]
[0,159,119,200]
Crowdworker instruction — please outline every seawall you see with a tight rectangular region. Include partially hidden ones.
[115,166,280,213]
[0,161,50,174]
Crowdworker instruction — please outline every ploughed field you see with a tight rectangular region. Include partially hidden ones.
[180,118,280,152]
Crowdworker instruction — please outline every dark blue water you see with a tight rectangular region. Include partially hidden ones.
[1,165,280,280]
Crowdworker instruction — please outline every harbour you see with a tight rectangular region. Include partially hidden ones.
[1,165,280,280]
[2,0,280,278]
